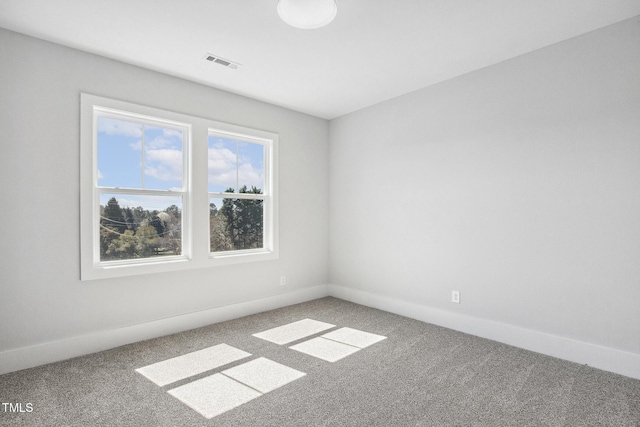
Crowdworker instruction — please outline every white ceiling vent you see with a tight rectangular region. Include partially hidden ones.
[204,53,240,69]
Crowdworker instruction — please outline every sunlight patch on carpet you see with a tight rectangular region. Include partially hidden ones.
[322,327,387,348]
[222,357,307,393]
[168,373,261,419]
[290,337,361,362]
[252,318,335,345]
[135,343,251,386]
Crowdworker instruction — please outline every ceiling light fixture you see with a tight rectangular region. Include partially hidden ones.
[277,0,337,30]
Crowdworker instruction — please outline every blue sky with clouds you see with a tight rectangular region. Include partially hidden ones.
[97,116,183,191]
[207,135,264,193]
[97,116,265,211]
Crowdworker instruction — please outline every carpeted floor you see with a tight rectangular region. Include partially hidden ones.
[1,297,639,426]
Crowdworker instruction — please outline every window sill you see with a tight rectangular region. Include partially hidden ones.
[209,249,278,266]
[81,250,279,281]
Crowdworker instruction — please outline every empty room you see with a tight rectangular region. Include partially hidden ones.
[1,1,639,425]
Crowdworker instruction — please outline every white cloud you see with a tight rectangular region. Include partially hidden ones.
[238,162,263,189]
[209,138,227,149]
[147,135,174,150]
[130,135,179,151]
[163,129,183,139]
[208,147,237,189]
[207,146,263,190]
[98,117,142,137]
[145,148,183,182]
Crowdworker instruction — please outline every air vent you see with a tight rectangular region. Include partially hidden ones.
[203,53,239,69]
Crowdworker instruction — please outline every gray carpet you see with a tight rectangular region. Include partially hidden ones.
[1,297,639,426]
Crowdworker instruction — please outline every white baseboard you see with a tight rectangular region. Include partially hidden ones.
[4,284,638,380]
[327,284,640,380]
[0,285,329,375]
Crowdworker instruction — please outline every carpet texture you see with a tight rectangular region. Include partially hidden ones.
[1,297,639,426]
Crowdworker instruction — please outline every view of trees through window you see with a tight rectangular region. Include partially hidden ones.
[208,133,266,254]
[99,187,265,260]
[99,197,182,261]
[210,186,264,252]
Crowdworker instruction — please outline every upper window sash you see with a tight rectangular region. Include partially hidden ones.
[207,129,271,196]
[93,107,190,192]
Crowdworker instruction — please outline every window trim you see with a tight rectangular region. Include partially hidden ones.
[80,93,279,281]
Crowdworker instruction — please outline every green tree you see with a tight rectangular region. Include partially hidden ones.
[161,206,181,255]
[102,197,126,233]
[100,197,126,258]
[122,207,137,232]
[106,230,137,259]
[149,215,165,237]
[216,186,263,251]
[165,205,181,220]
[100,226,119,259]
[236,186,263,249]
[136,225,159,257]
[210,201,232,252]
[131,206,149,226]
[99,200,183,259]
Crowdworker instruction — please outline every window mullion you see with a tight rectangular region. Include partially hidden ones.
[141,124,145,189]
[235,141,239,191]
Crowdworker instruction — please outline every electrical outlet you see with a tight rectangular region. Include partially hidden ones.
[280,276,286,286]
[452,290,460,304]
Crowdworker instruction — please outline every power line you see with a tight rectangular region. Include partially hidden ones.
[99,223,179,238]
[99,215,180,227]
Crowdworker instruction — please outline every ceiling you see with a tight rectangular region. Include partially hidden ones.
[1,0,639,119]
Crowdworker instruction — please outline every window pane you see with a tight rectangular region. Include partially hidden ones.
[238,141,264,192]
[97,116,143,188]
[208,136,237,193]
[99,194,182,262]
[210,197,264,252]
[144,125,183,190]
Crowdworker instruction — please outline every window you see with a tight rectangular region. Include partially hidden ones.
[96,112,189,264]
[81,94,278,280]
[208,132,272,255]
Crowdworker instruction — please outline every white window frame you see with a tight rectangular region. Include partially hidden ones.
[80,94,279,280]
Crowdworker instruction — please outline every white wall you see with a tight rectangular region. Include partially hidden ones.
[0,29,329,371]
[329,17,640,377]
